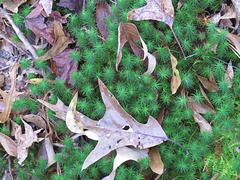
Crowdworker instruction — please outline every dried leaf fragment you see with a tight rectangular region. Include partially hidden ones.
[0,64,24,123]
[3,0,27,13]
[210,173,221,180]
[15,120,42,165]
[199,84,215,110]
[192,110,212,134]
[194,70,218,92]
[149,147,164,175]
[66,92,84,133]
[0,132,17,157]
[170,53,181,94]
[224,60,234,88]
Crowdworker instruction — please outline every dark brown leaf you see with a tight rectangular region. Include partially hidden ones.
[96,2,111,40]
[51,49,78,84]
[157,108,165,125]
[57,0,83,14]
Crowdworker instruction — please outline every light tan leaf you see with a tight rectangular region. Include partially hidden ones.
[0,64,24,123]
[144,53,157,75]
[103,147,148,180]
[116,22,148,71]
[188,96,215,114]
[127,0,174,28]
[149,147,164,175]
[192,110,212,134]
[0,132,17,157]
[66,92,84,133]
[15,120,42,165]
[27,78,56,84]
[39,0,53,16]
[210,173,221,180]
[40,21,70,61]
[22,114,46,129]
[224,60,234,88]
[170,53,181,94]
[199,84,215,110]
[2,0,27,13]
[194,70,219,92]
[36,137,56,167]
[232,0,240,16]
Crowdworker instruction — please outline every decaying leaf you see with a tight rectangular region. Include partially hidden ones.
[188,97,213,134]
[0,64,24,123]
[96,2,111,40]
[149,147,164,175]
[232,0,240,16]
[127,0,174,28]
[192,111,212,134]
[39,0,53,16]
[0,132,17,157]
[194,70,219,92]
[15,120,42,165]
[224,60,234,88]
[199,84,215,110]
[51,49,79,84]
[103,147,148,180]
[40,21,70,60]
[2,0,27,13]
[66,92,84,133]
[127,0,185,58]
[27,78,56,84]
[39,78,170,175]
[57,0,83,14]
[22,114,46,129]
[36,137,56,167]
[170,53,181,94]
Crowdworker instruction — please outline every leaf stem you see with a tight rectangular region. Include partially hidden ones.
[170,26,186,60]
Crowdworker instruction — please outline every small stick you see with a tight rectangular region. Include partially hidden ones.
[170,26,186,60]
[0,8,39,60]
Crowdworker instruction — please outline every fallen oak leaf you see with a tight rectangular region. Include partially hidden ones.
[0,132,17,157]
[149,147,164,176]
[194,70,219,92]
[127,0,185,59]
[15,119,42,165]
[38,78,188,175]
[0,64,24,123]
[66,91,84,134]
[39,0,53,16]
[22,114,46,129]
[102,147,148,180]
[169,52,181,94]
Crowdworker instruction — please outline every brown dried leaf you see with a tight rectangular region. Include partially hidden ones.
[40,21,70,60]
[2,0,27,13]
[0,132,17,157]
[39,78,168,174]
[127,0,174,28]
[188,96,215,114]
[36,137,56,167]
[57,0,83,14]
[232,0,240,16]
[66,92,84,133]
[224,60,234,88]
[149,147,164,175]
[117,22,148,71]
[22,114,46,129]
[0,64,24,123]
[39,0,53,16]
[199,84,215,110]
[50,49,78,84]
[96,2,111,40]
[15,120,42,165]
[194,70,219,92]
[192,110,212,134]
[170,53,181,94]
[103,147,148,180]
[157,108,165,125]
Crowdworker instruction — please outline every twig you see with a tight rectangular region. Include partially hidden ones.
[0,8,39,60]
